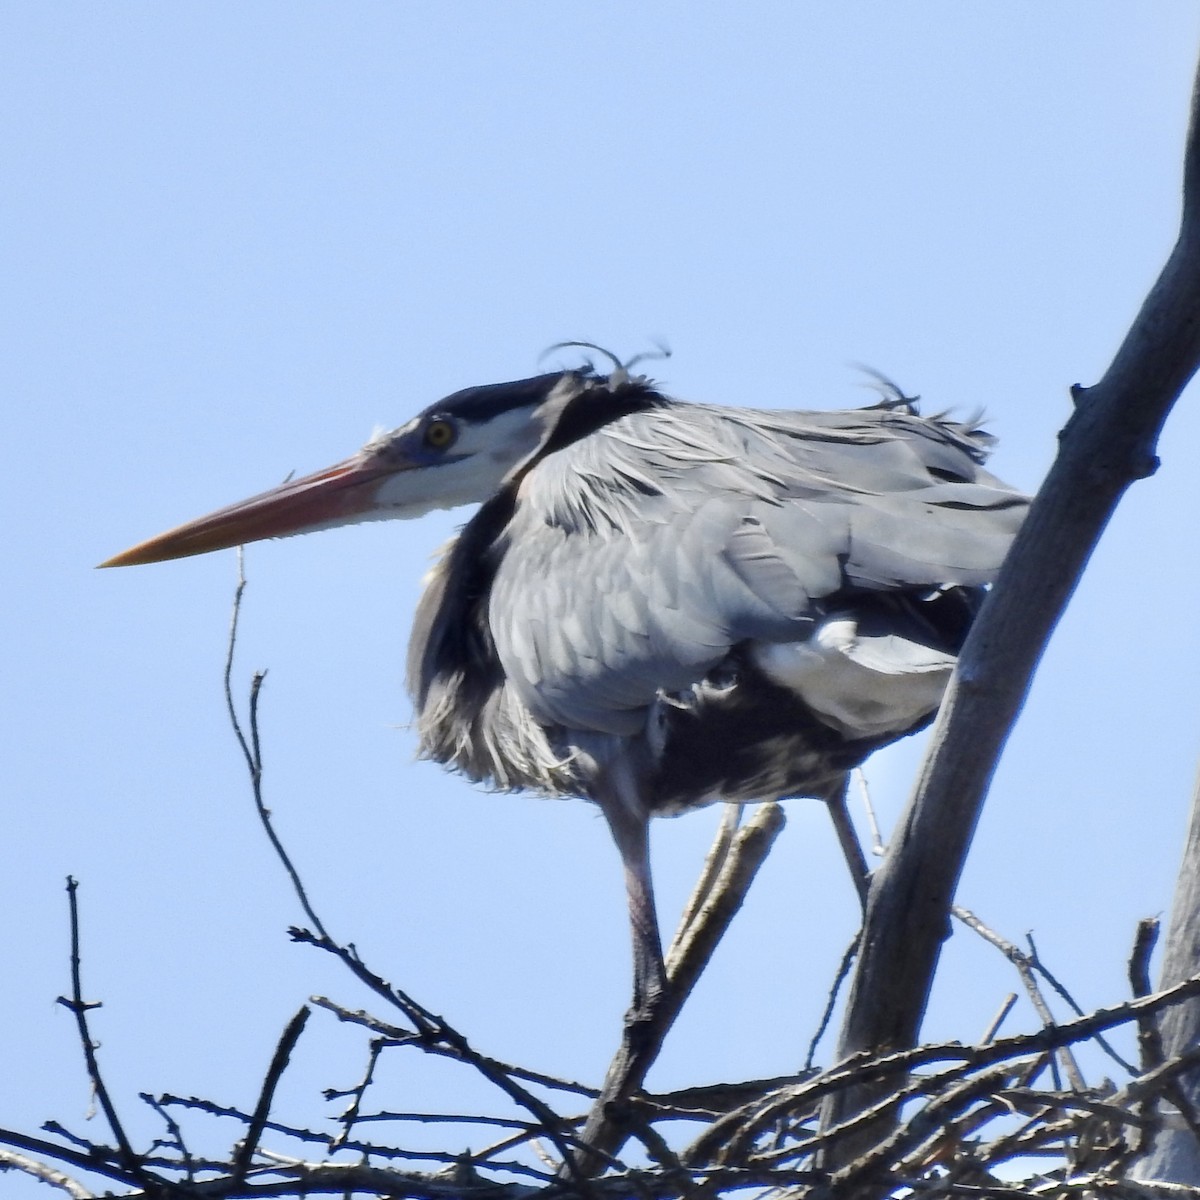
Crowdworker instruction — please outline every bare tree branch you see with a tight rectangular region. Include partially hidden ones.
[0,1149,97,1199]
[232,1006,311,1183]
[688,972,1200,1168]
[326,1036,386,1151]
[805,934,861,1071]
[1137,766,1200,1182]
[55,878,159,1192]
[221,568,606,1189]
[224,551,330,945]
[979,993,1018,1046]
[828,43,1200,1150]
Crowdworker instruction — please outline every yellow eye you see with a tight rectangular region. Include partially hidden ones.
[423,417,457,450]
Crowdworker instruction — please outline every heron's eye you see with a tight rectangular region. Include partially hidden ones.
[423,417,458,451]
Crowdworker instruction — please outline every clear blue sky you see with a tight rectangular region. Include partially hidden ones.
[4,3,1200,1186]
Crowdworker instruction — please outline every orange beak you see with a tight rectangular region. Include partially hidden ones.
[99,452,400,568]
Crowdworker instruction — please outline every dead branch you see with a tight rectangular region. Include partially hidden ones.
[54,878,159,1192]
[222,568,594,1184]
[309,995,598,1098]
[232,1006,311,1182]
[685,972,1200,1168]
[828,41,1200,1159]
[326,1036,386,1150]
[805,933,861,1071]
[11,965,1200,1197]
[1137,765,1200,1182]
[0,1148,97,1199]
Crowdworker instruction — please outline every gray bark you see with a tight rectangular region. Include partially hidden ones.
[825,46,1200,1154]
[1135,768,1200,1184]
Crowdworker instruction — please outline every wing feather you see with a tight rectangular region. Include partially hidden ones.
[488,398,1027,734]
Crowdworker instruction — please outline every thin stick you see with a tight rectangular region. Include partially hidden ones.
[952,906,1084,1089]
[825,776,870,910]
[670,803,742,949]
[55,878,155,1190]
[806,935,861,1070]
[328,1036,385,1151]
[223,554,329,941]
[1027,929,1138,1075]
[0,1150,95,1200]
[1127,915,1178,1160]
[953,905,1137,1082]
[220,567,589,1185]
[231,1005,311,1183]
[686,972,1200,1166]
[310,996,598,1097]
[980,993,1019,1046]
[139,1091,196,1182]
[0,1127,146,1192]
[854,768,885,858]
[1131,917,1162,1002]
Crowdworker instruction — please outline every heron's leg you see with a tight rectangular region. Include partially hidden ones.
[574,793,669,1176]
[823,773,870,911]
[597,794,667,1019]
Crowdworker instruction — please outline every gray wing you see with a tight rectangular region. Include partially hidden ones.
[488,400,1028,735]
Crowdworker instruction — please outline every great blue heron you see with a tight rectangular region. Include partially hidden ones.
[102,356,1028,1021]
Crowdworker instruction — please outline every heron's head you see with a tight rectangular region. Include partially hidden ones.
[101,369,645,568]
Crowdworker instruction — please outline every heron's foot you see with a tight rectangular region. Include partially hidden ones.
[569,960,676,1177]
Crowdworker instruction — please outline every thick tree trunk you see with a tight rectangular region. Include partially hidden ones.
[824,46,1200,1159]
[1135,767,1200,1184]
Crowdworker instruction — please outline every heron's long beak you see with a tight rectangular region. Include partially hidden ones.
[99,452,404,568]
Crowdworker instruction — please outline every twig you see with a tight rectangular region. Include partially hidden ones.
[223,555,329,943]
[139,1091,196,1181]
[327,1036,385,1151]
[805,934,861,1071]
[1132,918,1163,1003]
[55,878,156,1190]
[1125,916,1172,1162]
[957,906,1137,1079]
[641,1074,818,1119]
[156,1094,556,1180]
[980,994,1019,1046]
[232,1005,311,1183]
[670,804,742,945]
[685,972,1200,1166]
[37,1123,107,1156]
[351,1111,538,1130]
[951,907,1086,1088]
[829,1060,1024,1197]
[0,1126,144,1191]
[1030,930,1142,1079]
[665,802,786,992]
[1131,918,1166,1076]
[220,569,588,1183]
[0,1150,96,1199]
[1024,932,1102,1025]
[854,768,885,858]
[1103,1180,1200,1198]
[824,776,870,910]
[306,957,590,1172]
[310,996,598,1097]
